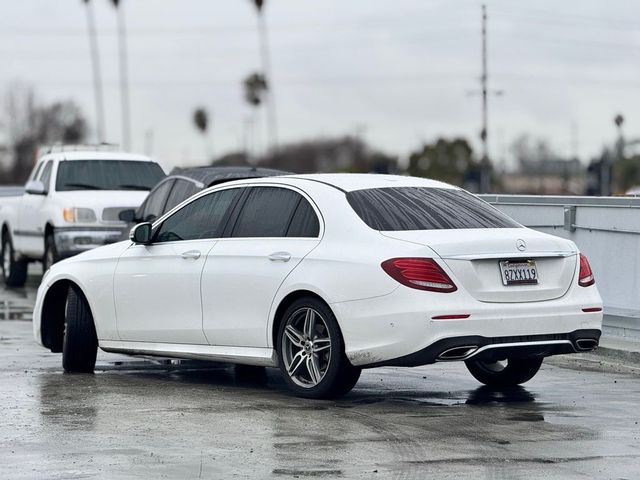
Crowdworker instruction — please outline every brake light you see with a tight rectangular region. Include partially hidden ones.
[578,254,595,287]
[381,258,457,293]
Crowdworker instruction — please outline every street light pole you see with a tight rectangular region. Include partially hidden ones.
[83,0,106,143]
[112,0,131,150]
[254,0,278,152]
[480,4,490,194]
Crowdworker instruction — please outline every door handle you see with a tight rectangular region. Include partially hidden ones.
[181,250,201,260]
[268,251,291,262]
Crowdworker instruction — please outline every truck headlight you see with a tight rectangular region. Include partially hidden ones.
[63,208,97,223]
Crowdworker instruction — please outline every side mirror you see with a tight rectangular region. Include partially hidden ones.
[118,208,136,222]
[25,180,46,195]
[129,222,152,244]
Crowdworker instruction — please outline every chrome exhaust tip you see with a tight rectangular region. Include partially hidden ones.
[575,339,598,351]
[437,346,478,361]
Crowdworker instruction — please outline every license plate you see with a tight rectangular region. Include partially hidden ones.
[499,260,538,286]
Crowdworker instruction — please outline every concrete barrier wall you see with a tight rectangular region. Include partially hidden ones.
[480,195,640,339]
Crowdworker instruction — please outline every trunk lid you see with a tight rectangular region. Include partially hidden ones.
[381,228,578,303]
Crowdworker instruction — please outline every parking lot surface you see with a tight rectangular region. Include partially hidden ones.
[1,278,639,479]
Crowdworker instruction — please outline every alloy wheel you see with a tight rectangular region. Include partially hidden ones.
[281,307,332,388]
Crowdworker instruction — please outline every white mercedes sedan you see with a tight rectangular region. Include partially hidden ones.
[33,174,603,398]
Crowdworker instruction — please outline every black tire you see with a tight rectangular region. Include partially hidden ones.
[1,234,28,287]
[43,233,59,273]
[465,357,543,387]
[277,297,361,399]
[63,286,98,373]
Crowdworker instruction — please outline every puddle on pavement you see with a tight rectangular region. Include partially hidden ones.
[0,299,33,321]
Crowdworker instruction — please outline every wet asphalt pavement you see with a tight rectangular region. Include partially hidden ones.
[1,275,640,479]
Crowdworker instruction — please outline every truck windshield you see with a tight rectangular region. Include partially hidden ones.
[56,160,165,192]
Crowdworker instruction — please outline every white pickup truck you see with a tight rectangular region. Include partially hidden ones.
[0,148,165,287]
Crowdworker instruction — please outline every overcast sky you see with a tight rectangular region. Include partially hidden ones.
[2,0,639,171]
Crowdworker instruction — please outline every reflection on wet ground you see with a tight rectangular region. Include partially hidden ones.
[1,279,640,479]
[0,270,40,321]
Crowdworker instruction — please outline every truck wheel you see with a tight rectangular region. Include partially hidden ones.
[465,357,543,387]
[43,233,59,273]
[63,286,98,373]
[1,234,28,287]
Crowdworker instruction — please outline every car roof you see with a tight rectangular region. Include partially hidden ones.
[267,173,458,192]
[167,166,290,187]
[39,151,156,163]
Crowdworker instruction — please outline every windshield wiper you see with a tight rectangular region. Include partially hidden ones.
[118,184,152,191]
[62,182,102,190]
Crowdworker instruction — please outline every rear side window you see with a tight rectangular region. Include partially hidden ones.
[287,198,320,237]
[163,179,200,214]
[141,180,174,222]
[155,188,240,242]
[347,187,520,230]
[232,187,302,238]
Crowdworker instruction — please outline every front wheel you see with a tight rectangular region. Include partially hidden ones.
[465,357,543,387]
[277,298,361,399]
[43,233,59,273]
[63,286,98,373]
[1,234,28,287]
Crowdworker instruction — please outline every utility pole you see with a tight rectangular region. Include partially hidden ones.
[480,4,490,193]
[112,0,131,150]
[468,5,502,192]
[252,0,278,153]
[83,0,106,143]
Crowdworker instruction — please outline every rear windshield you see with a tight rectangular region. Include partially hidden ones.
[346,187,520,230]
[56,160,165,192]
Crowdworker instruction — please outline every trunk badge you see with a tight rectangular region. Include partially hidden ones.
[516,239,526,251]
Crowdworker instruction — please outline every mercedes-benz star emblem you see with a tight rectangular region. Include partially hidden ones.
[516,239,526,251]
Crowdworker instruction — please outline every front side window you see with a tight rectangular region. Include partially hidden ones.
[56,160,165,191]
[141,180,174,222]
[347,187,520,231]
[154,188,240,243]
[39,161,53,191]
[232,187,303,238]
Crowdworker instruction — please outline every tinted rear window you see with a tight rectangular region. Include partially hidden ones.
[56,160,165,191]
[164,179,201,214]
[287,198,320,237]
[232,187,301,238]
[347,187,520,230]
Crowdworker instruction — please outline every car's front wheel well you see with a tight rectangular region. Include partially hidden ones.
[272,290,334,348]
[40,280,89,352]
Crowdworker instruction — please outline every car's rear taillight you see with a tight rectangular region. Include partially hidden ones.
[578,253,595,287]
[381,258,457,293]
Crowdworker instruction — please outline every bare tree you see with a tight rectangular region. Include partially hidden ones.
[1,85,88,184]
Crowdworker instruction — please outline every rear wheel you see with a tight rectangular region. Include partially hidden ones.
[465,357,543,387]
[1,234,28,287]
[63,286,98,373]
[43,233,59,273]
[277,297,361,399]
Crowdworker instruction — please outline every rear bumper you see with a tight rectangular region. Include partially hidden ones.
[332,281,603,367]
[364,329,601,368]
[54,226,127,258]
